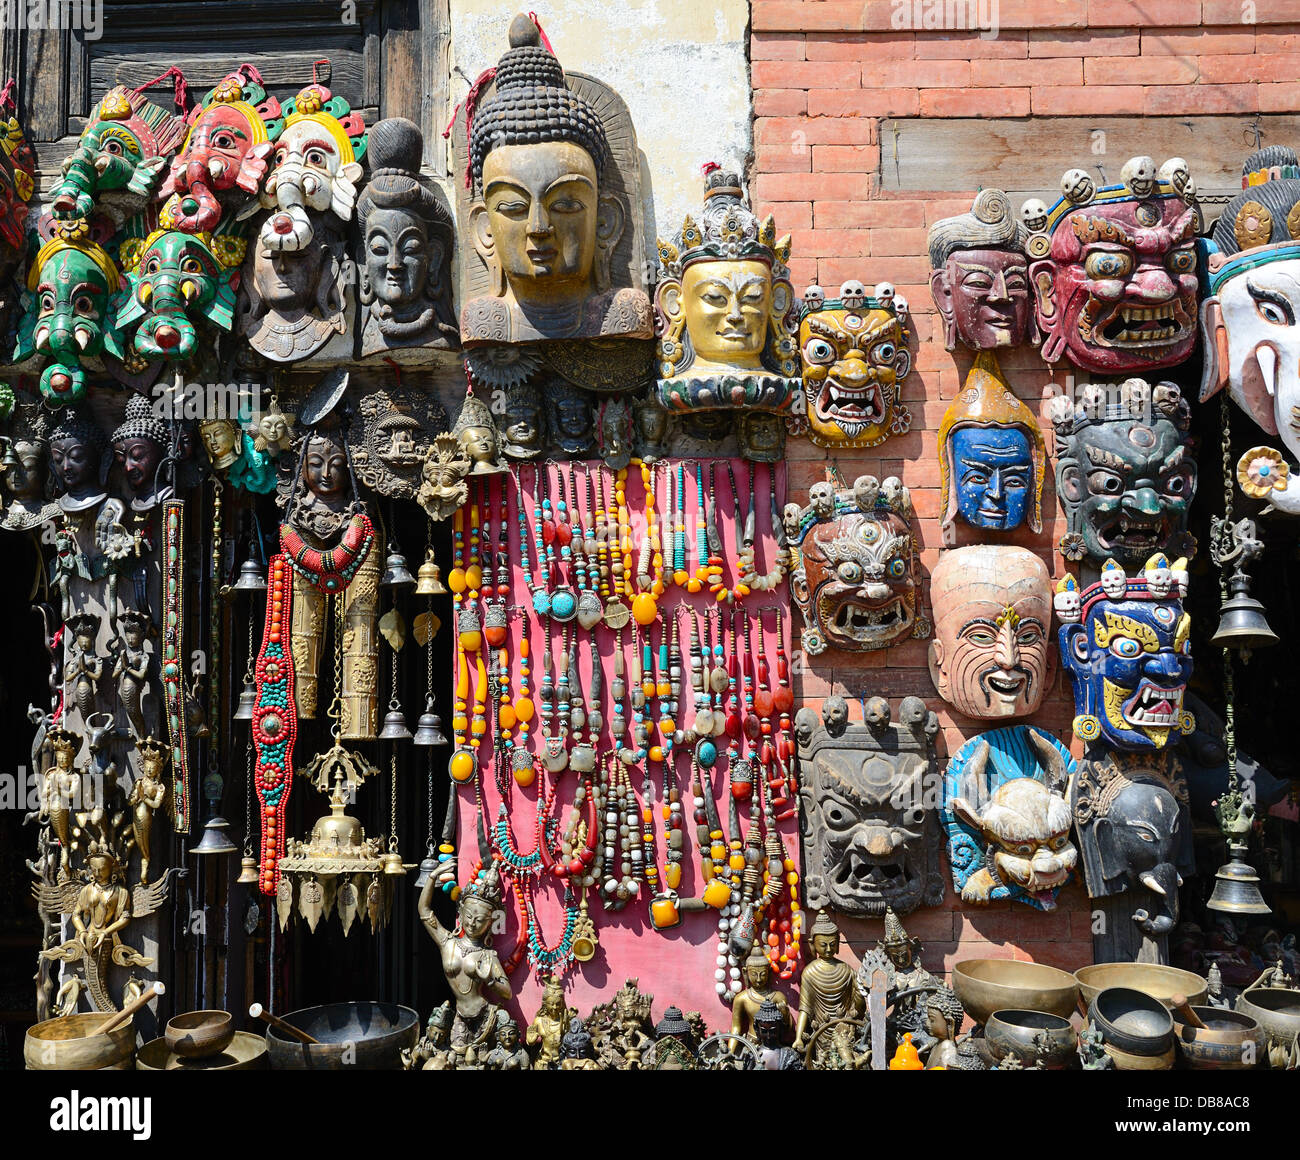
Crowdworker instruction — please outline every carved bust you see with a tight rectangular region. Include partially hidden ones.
[48,406,109,511]
[111,393,170,509]
[457,14,653,348]
[356,117,458,357]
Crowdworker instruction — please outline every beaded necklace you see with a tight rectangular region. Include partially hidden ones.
[571,466,603,630]
[738,464,790,595]
[772,608,798,812]
[672,461,688,586]
[448,498,482,785]
[546,464,577,623]
[628,622,649,764]
[687,462,710,593]
[280,507,376,594]
[610,626,628,761]
[633,458,662,627]
[512,611,536,786]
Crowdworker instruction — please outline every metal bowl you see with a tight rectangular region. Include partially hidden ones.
[264,1001,418,1070]
[1234,987,1300,1051]
[952,959,1079,1026]
[138,1031,268,1071]
[165,1010,235,1059]
[1104,1042,1176,1071]
[1173,1007,1263,1071]
[24,1012,135,1071]
[1090,986,1174,1056]
[1075,963,1206,1010]
[985,1008,1078,1070]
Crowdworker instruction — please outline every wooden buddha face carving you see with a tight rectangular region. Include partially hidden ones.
[302,431,349,502]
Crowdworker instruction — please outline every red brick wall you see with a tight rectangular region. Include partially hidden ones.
[749,2,1296,979]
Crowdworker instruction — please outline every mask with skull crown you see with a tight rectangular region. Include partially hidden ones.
[1026,157,1201,374]
[788,474,929,655]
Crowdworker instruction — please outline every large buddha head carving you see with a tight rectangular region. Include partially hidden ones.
[655,169,799,415]
[789,475,928,655]
[48,405,110,506]
[928,546,1053,721]
[799,280,912,448]
[928,189,1036,351]
[460,14,651,347]
[939,353,1045,537]
[1200,146,1300,514]
[356,117,457,357]
[1047,378,1196,566]
[1026,157,1200,374]
[794,695,945,918]
[1058,557,1195,751]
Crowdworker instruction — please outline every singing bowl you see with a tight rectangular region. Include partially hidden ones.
[165,1010,234,1058]
[1173,1007,1263,1070]
[1104,1042,1176,1071]
[137,1031,268,1071]
[24,1012,135,1071]
[1089,986,1175,1056]
[985,1009,1078,1070]
[264,1001,418,1070]
[1075,963,1206,1010]
[951,959,1079,1025]
[1234,986,1300,1049]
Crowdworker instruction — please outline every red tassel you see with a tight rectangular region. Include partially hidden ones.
[527,11,555,55]
[132,65,188,114]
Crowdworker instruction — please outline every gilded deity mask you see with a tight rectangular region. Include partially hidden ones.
[938,353,1045,537]
[1200,145,1300,514]
[928,189,1037,351]
[943,725,1076,910]
[1026,157,1201,374]
[458,15,651,349]
[794,696,944,918]
[1047,379,1195,566]
[928,545,1053,721]
[789,474,928,655]
[1058,557,1195,751]
[799,281,912,448]
[160,66,281,234]
[655,169,799,415]
[50,84,184,224]
[259,83,366,252]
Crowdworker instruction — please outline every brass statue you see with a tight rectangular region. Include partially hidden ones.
[923,986,965,1069]
[754,999,803,1070]
[451,392,506,476]
[793,910,866,1056]
[416,432,471,522]
[404,1002,454,1070]
[417,862,511,1063]
[526,974,576,1069]
[111,609,152,739]
[127,738,168,886]
[64,612,103,722]
[730,943,791,1044]
[588,978,654,1069]
[484,1010,531,1071]
[559,1016,601,1070]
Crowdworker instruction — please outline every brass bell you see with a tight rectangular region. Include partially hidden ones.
[415,550,447,596]
[381,851,407,876]
[191,817,238,856]
[234,556,267,591]
[1206,842,1271,915]
[1210,572,1279,657]
[379,550,415,589]
[378,707,413,741]
[234,677,257,721]
[412,699,448,747]
[572,919,598,963]
[413,851,437,889]
[237,855,260,885]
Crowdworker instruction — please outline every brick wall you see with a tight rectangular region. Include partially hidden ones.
[749,2,1294,978]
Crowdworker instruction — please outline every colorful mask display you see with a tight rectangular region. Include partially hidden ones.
[0,84,37,337]
[928,545,1053,720]
[1058,556,1195,750]
[259,83,366,253]
[1200,145,1300,513]
[788,475,928,655]
[1047,378,1196,566]
[1027,157,1200,373]
[17,218,123,405]
[456,15,652,351]
[1069,748,1194,942]
[159,65,281,234]
[793,695,944,917]
[942,725,1077,910]
[938,353,1045,538]
[928,189,1035,351]
[655,168,799,420]
[798,280,912,448]
[356,117,458,358]
[50,84,184,224]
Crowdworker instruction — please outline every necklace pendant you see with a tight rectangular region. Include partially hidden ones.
[531,589,552,616]
[576,590,604,629]
[602,600,631,630]
[550,586,578,622]
[569,742,597,774]
[542,736,569,772]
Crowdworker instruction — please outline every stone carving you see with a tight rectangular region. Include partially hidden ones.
[794,694,944,917]
[345,383,448,501]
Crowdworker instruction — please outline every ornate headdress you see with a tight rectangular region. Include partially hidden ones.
[882,905,910,948]
[1208,145,1300,291]
[111,392,168,448]
[468,14,609,194]
[754,999,786,1029]
[460,860,502,908]
[450,392,497,438]
[1046,377,1190,438]
[281,82,367,165]
[357,117,450,234]
[658,168,790,279]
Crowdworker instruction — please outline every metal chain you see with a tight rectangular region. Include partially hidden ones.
[426,748,435,853]
[208,479,223,774]
[244,735,255,858]
[1218,393,1239,790]
[328,594,344,736]
[389,749,399,853]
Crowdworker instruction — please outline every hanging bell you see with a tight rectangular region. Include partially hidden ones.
[379,706,413,741]
[234,556,267,592]
[412,699,449,746]
[234,677,258,721]
[415,550,447,596]
[379,550,415,589]
[381,851,407,876]
[237,855,260,885]
[191,817,238,856]
[1206,841,1271,915]
[413,851,437,889]
[1210,572,1279,657]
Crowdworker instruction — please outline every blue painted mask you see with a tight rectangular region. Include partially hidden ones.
[951,425,1032,531]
